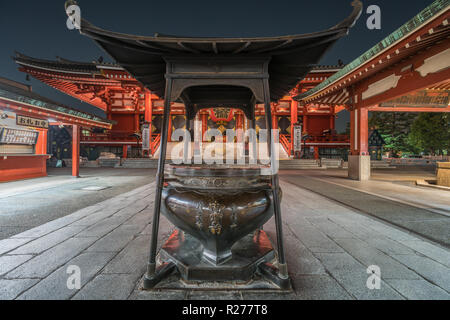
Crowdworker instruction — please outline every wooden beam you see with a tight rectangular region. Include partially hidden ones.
[355,39,450,108]
[368,106,450,112]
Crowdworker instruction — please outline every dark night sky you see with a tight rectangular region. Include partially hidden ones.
[0,0,434,131]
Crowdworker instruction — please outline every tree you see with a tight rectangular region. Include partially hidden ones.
[408,113,450,155]
[369,112,418,157]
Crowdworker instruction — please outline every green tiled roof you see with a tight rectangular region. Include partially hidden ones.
[296,0,449,100]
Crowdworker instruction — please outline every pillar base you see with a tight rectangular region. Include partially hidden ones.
[348,155,371,181]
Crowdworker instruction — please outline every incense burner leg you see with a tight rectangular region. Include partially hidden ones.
[263,78,288,280]
[144,77,173,289]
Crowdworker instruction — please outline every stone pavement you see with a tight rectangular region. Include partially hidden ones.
[0,167,156,240]
[0,180,449,300]
[280,170,450,246]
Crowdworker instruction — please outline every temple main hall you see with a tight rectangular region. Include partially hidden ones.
[14,53,349,161]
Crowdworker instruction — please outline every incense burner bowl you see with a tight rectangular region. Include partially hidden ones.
[160,164,280,265]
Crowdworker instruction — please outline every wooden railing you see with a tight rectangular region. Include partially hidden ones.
[306,134,349,143]
[151,134,161,156]
[279,134,291,155]
[81,130,137,142]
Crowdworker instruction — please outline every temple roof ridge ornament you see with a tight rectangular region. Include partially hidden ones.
[64,0,362,102]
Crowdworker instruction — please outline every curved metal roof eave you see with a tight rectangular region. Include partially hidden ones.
[67,0,362,45]
[64,0,362,101]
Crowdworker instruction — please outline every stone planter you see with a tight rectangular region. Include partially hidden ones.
[437,162,450,187]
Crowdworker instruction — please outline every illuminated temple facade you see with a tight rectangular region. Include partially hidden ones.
[14,54,350,160]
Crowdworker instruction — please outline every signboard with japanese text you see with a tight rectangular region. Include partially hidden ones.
[16,115,49,129]
[293,125,302,152]
[142,125,150,151]
[0,127,39,145]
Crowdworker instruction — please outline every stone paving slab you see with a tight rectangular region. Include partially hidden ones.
[72,274,141,300]
[85,230,137,253]
[0,238,33,255]
[282,228,327,276]
[385,279,450,300]
[16,252,116,300]
[0,279,40,300]
[391,254,450,292]
[397,240,450,268]
[0,180,449,300]
[5,237,98,279]
[9,226,87,255]
[358,237,416,256]
[291,275,353,300]
[332,238,421,280]
[0,255,33,276]
[314,252,404,300]
[101,235,151,276]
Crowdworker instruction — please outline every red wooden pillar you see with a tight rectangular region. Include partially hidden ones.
[123,145,128,159]
[350,107,369,155]
[72,125,80,177]
[303,106,308,133]
[145,91,153,156]
[236,112,244,142]
[201,113,208,142]
[330,106,335,130]
[106,98,112,121]
[168,111,173,142]
[271,106,278,131]
[290,101,298,156]
[349,106,370,180]
[35,128,48,155]
[134,107,140,133]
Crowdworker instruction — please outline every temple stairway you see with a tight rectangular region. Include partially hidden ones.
[279,159,323,170]
[152,142,290,160]
[121,158,324,170]
[121,142,323,169]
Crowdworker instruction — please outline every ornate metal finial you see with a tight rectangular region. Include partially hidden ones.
[65,0,78,10]
[332,0,363,30]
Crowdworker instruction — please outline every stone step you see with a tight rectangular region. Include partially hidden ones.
[371,161,394,168]
[321,158,343,168]
[121,159,158,169]
[98,158,121,168]
[279,159,323,170]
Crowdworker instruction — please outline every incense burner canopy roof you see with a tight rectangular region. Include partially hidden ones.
[66,0,362,103]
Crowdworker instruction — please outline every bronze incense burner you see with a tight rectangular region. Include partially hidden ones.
[161,164,281,265]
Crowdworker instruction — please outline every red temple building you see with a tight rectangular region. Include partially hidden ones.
[0,76,112,182]
[14,53,350,160]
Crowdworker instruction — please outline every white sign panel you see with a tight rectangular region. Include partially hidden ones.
[293,125,302,152]
[0,110,18,128]
[142,126,150,151]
